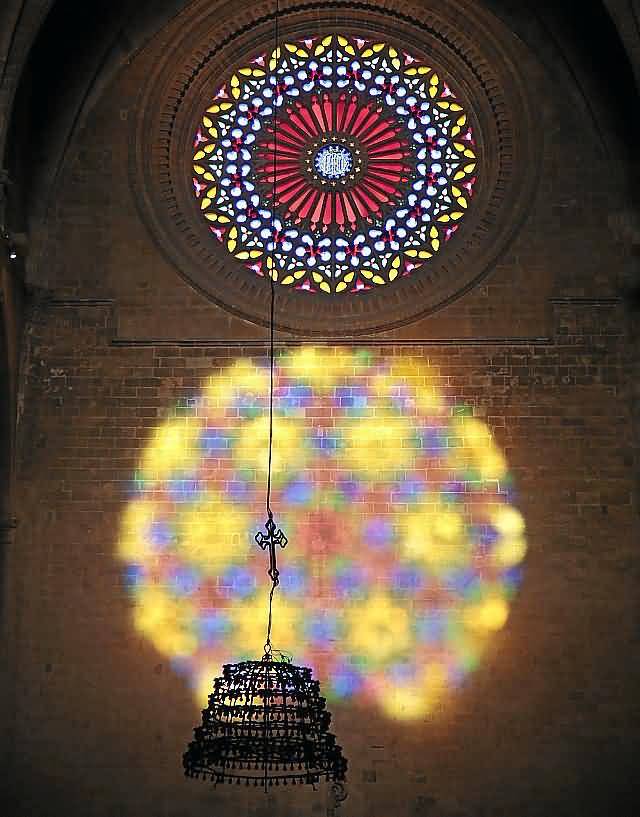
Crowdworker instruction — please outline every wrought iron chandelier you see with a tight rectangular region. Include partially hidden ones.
[183,0,347,790]
[183,504,347,787]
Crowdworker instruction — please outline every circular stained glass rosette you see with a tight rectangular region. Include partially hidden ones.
[119,350,526,721]
[191,35,478,294]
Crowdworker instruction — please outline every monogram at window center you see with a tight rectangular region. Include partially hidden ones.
[314,144,354,180]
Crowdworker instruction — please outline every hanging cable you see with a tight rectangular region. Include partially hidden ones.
[184,14,347,794]
[254,0,285,662]
[265,0,279,523]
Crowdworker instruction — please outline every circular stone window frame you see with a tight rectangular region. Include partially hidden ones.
[133,0,540,336]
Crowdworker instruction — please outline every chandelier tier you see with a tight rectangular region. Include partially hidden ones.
[183,658,347,787]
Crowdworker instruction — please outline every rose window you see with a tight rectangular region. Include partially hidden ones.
[191,34,478,294]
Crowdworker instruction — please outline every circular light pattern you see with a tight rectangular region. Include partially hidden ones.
[118,350,526,720]
[192,34,478,294]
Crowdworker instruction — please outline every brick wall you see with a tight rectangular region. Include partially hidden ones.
[2,5,639,817]
[5,300,636,817]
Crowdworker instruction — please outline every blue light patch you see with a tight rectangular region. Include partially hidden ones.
[415,610,447,644]
[333,563,367,598]
[389,385,414,412]
[419,426,446,453]
[226,478,254,502]
[363,517,394,550]
[123,563,146,591]
[330,664,364,698]
[501,566,523,597]
[387,661,419,684]
[167,478,202,503]
[170,656,193,678]
[444,569,480,598]
[335,386,369,411]
[447,664,467,689]
[442,480,465,503]
[310,429,341,453]
[391,565,424,594]
[282,479,314,505]
[221,566,255,598]
[306,613,339,646]
[279,565,307,597]
[198,611,231,646]
[200,427,232,453]
[470,524,500,556]
[147,521,175,551]
[391,478,425,504]
[169,566,200,596]
[275,384,314,410]
[337,480,364,501]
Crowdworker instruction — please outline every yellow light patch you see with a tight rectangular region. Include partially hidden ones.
[175,492,249,574]
[493,537,528,568]
[463,596,509,633]
[234,415,305,477]
[380,663,448,720]
[449,416,508,481]
[343,413,414,476]
[134,587,197,657]
[281,347,354,388]
[230,596,300,657]
[140,418,203,482]
[403,501,471,573]
[118,501,160,561]
[346,593,412,666]
[491,505,526,538]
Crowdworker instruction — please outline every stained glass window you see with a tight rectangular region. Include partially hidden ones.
[192,34,478,294]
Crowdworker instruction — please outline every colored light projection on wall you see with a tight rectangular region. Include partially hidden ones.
[118,350,526,720]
